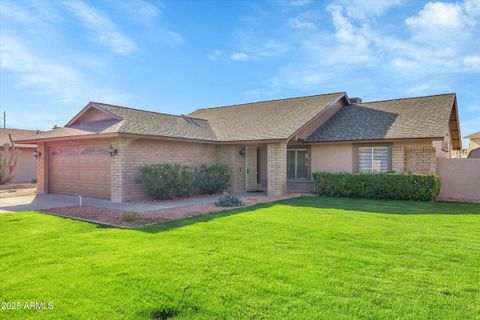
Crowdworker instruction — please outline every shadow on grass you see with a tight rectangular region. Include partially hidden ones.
[138,201,277,233]
[136,196,480,234]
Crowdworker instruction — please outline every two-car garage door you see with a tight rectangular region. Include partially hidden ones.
[48,144,111,199]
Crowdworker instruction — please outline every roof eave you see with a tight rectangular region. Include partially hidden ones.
[287,93,348,142]
[449,95,462,150]
[14,132,120,144]
[65,102,123,127]
[305,136,446,144]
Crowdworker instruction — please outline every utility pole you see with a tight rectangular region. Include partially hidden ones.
[3,111,5,128]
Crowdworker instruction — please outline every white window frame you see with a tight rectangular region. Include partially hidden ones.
[287,149,309,179]
[358,146,390,173]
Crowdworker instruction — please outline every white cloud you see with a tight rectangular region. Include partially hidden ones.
[464,0,480,17]
[324,5,375,64]
[0,35,127,104]
[230,52,249,61]
[464,55,480,71]
[114,0,162,24]
[63,0,137,55]
[335,0,403,20]
[1,36,81,98]
[0,1,37,23]
[229,39,290,62]
[406,2,475,42]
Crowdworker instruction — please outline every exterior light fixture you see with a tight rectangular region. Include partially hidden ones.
[107,145,118,157]
[33,149,41,159]
[239,148,246,156]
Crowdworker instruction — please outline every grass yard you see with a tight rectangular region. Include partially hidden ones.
[1,197,480,319]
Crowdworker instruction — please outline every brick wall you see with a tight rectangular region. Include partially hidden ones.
[267,142,287,196]
[405,147,437,173]
[216,145,245,193]
[391,147,405,172]
[117,138,217,201]
[36,142,48,194]
[392,146,437,173]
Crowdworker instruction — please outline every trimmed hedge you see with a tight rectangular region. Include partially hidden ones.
[313,172,441,201]
[137,163,230,200]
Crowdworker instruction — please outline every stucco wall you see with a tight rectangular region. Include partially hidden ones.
[116,138,217,201]
[310,144,353,173]
[11,147,36,182]
[437,158,480,202]
[311,140,442,175]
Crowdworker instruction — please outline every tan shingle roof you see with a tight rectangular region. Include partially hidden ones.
[189,92,345,141]
[18,103,218,142]
[3,128,40,148]
[19,127,97,142]
[94,103,217,141]
[465,131,480,139]
[306,93,456,142]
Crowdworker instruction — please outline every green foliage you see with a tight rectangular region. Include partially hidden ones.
[136,163,194,200]
[214,193,244,207]
[137,163,230,200]
[195,164,230,194]
[313,172,441,201]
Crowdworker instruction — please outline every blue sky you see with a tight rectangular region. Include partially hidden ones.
[1,0,479,140]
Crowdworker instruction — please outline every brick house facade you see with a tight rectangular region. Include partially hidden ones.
[18,92,461,202]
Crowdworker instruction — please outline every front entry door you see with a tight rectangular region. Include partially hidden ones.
[245,147,258,191]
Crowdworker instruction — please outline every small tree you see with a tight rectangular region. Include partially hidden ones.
[0,134,19,184]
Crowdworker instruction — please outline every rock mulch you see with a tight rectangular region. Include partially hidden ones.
[42,194,302,228]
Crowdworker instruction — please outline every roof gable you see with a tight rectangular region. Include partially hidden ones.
[188,92,345,141]
[66,103,122,126]
[306,93,457,144]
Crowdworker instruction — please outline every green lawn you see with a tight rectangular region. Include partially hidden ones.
[1,197,480,319]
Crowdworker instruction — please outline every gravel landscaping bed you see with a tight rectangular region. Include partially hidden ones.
[42,194,302,227]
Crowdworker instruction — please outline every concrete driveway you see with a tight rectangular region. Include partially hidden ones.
[0,193,219,213]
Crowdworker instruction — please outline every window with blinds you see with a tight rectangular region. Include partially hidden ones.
[358,146,390,172]
[287,149,308,179]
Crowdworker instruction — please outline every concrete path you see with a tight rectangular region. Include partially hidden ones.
[0,193,224,213]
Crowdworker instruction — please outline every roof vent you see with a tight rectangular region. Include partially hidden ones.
[350,97,362,103]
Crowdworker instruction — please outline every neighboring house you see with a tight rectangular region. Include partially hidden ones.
[465,132,480,158]
[16,92,461,202]
[0,128,39,183]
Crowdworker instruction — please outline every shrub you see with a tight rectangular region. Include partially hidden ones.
[121,211,141,222]
[215,193,244,207]
[136,163,194,200]
[313,172,441,201]
[195,164,230,194]
[136,163,230,200]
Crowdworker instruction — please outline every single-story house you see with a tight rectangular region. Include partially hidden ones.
[1,128,39,183]
[466,132,480,158]
[16,92,461,202]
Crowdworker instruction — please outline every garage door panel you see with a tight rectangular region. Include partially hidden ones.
[48,145,111,199]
